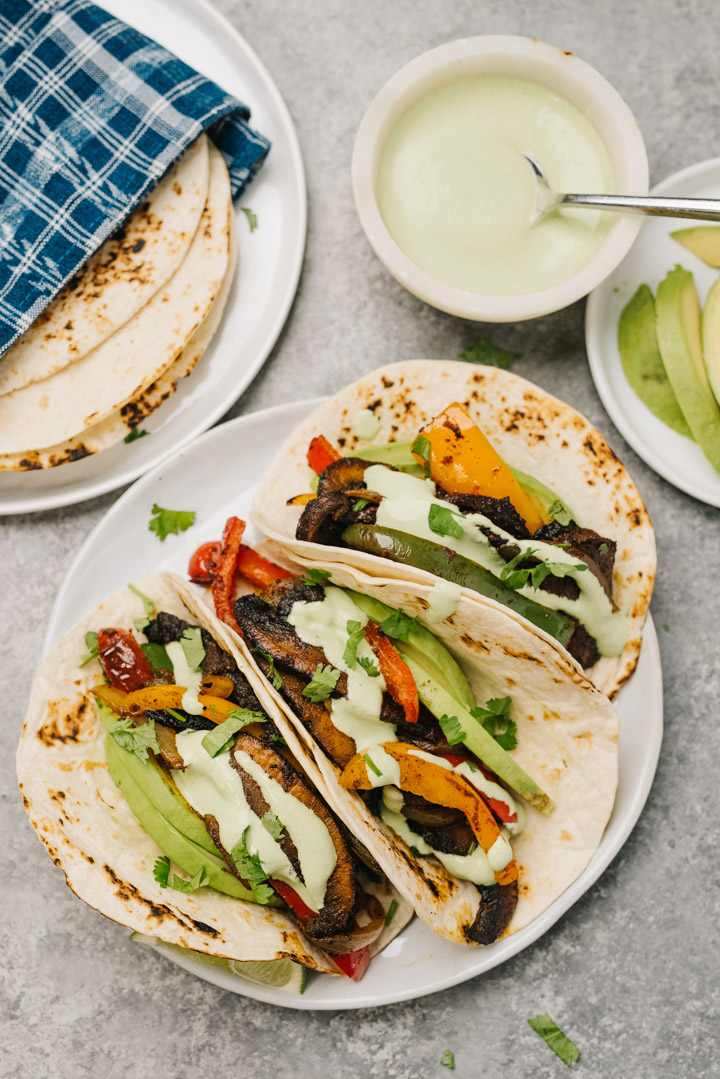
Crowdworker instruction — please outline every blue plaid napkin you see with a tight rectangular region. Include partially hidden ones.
[0,0,271,358]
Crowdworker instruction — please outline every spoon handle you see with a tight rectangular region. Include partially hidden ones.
[561,193,720,221]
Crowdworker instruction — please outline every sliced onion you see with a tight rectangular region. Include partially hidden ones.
[315,894,385,955]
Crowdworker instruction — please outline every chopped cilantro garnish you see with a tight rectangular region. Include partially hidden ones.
[438,713,466,746]
[471,696,517,751]
[527,1014,580,1066]
[459,338,521,369]
[252,648,284,690]
[343,620,366,668]
[124,427,148,443]
[108,717,159,761]
[148,503,196,542]
[383,899,399,927]
[378,609,417,642]
[140,642,173,673]
[548,499,573,527]
[78,630,99,668]
[302,663,342,702]
[241,206,258,232]
[598,542,609,555]
[440,1049,456,1070]
[180,626,205,670]
[261,811,285,841]
[662,623,669,632]
[409,844,424,858]
[134,616,150,632]
[428,503,464,540]
[300,567,331,586]
[363,753,383,778]
[230,827,274,904]
[165,708,186,724]
[500,547,587,591]
[357,655,380,677]
[201,709,265,757]
[352,498,371,512]
[410,434,431,469]
[128,583,155,617]
[153,856,209,893]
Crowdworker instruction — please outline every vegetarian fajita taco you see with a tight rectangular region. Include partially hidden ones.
[188,520,620,947]
[252,360,656,697]
[17,573,411,982]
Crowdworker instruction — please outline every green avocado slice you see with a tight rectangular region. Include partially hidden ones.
[700,275,720,409]
[618,283,692,437]
[671,226,720,268]
[655,266,720,474]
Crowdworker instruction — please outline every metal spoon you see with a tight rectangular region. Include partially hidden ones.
[522,152,720,224]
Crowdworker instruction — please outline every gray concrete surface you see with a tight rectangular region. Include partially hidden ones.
[2,1,719,1076]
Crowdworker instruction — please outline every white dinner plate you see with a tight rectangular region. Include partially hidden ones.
[45,401,663,1010]
[586,157,720,507]
[0,0,305,516]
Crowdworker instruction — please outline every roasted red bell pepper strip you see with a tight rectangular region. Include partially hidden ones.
[332,946,371,982]
[188,540,221,584]
[210,517,246,632]
[364,622,419,724]
[270,879,316,921]
[98,628,155,692]
[307,435,340,475]
[236,545,294,589]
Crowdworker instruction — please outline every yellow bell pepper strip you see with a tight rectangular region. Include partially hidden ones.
[199,674,235,698]
[414,403,549,534]
[286,492,316,506]
[339,741,518,885]
[116,685,243,725]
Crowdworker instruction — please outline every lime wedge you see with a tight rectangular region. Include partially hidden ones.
[130,932,307,993]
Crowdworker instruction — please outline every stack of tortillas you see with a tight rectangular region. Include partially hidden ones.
[0,134,236,471]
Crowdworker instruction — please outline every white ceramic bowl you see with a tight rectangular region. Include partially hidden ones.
[352,36,649,322]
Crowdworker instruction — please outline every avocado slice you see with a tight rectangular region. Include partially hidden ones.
[618,284,692,437]
[701,275,720,408]
[507,465,574,523]
[105,734,257,900]
[346,588,476,710]
[671,226,720,268]
[399,654,553,815]
[655,266,720,473]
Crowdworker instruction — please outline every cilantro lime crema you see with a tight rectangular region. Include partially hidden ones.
[376,74,614,296]
[364,464,628,657]
[172,731,337,913]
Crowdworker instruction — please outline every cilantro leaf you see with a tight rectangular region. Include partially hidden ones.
[411,434,431,469]
[108,717,159,761]
[201,709,266,757]
[252,648,284,690]
[438,713,466,746]
[500,547,587,591]
[78,630,99,668]
[241,206,258,232]
[428,503,464,540]
[548,499,573,527]
[165,708,187,724]
[440,1049,456,1070]
[343,620,366,668]
[148,503,196,542]
[140,642,173,673]
[153,856,209,893]
[180,626,205,670]
[471,696,517,751]
[300,568,331,586]
[261,811,285,841]
[598,542,609,555]
[358,655,380,677]
[527,1014,580,1066]
[459,338,521,369]
[363,753,383,778]
[124,427,148,443]
[302,663,342,702]
[230,828,274,904]
[378,609,416,642]
[384,898,399,927]
[127,583,155,618]
[134,616,150,632]
[352,498,370,512]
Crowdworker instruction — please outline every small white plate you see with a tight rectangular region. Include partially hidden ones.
[586,157,720,507]
[0,0,305,516]
[45,399,663,1009]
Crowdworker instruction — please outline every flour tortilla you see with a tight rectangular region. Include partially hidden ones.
[0,136,210,394]
[0,207,237,472]
[228,555,620,946]
[252,360,656,697]
[17,573,411,972]
[0,144,231,455]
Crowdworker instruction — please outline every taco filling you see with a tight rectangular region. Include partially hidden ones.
[293,403,628,671]
[91,599,391,980]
